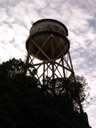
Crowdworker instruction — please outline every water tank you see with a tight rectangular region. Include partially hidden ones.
[26,19,70,61]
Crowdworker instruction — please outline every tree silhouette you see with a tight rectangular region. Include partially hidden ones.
[0,58,91,128]
[42,75,89,113]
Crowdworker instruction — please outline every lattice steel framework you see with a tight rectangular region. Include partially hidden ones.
[26,34,75,84]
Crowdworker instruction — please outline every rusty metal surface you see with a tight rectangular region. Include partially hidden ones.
[30,19,68,37]
[26,33,70,61]
[26,19,70,61]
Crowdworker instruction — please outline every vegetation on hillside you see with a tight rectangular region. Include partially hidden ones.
[0,58,91,128]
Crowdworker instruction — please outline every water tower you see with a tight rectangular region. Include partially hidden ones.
[26,19,75,84]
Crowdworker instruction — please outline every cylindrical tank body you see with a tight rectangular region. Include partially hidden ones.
[26,19,70,61]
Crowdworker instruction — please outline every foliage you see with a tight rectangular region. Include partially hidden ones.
[0,58,91,128]
[70,76,90,112]
[42,75,89,112]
